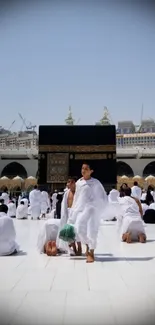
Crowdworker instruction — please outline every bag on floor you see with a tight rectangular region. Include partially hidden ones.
[59,224,76,243]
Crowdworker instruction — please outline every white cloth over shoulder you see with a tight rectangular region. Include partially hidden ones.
[37,219,60,253]
[29,189,41,219]
[7,202,16,218]
[141,203,149,215]
[1,192,9,205]
[21,198,29,207]
[149,203,155,210]
[41,191,50,214]
[141,192,146,201]
[52,192,57,210]
[16,204,28,219]
[108,189,119,203]
[0,212,19,255]
[131,186,142,200]
[117,196,145,240]
[68,177,108,250]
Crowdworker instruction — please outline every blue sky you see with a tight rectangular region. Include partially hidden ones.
[0,1,155,132]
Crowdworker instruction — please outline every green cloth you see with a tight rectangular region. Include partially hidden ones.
[59,224,76,243]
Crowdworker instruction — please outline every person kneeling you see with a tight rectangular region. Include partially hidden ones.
[118,187,146,244]
[0,204,19,256]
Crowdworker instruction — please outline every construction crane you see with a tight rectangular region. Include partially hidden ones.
[18,113,36,133]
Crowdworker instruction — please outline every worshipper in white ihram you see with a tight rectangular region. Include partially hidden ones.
[131,181,142,200]
[108,186,119,203]
[107,185,120,221]
[21,196,29,207]
[0,204,19,256]
[141,202,149,215]
[1,188,10,205]
[7,200,16,218]
[16,201,28,219]
[40,189,51,218]
[56,177,82,256]
[29,185,41,220]
[67,162,108,263]
[37,218,60,256]
[51,190,57,210]
[117,187,146,243]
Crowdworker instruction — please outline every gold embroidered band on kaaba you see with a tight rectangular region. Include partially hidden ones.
[39,145,116,153]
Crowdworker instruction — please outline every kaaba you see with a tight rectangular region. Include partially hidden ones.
[38,125,116,191]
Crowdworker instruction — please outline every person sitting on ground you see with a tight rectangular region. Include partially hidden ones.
[118,187,146,243]
[16,201,28,219]
[0,204,19,256]
[7,200,16,218]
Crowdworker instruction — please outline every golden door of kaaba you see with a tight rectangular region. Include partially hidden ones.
[38,125,116,192]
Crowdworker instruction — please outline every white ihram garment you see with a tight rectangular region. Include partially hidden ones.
[21,198,29,207]
[0,212,19,256]
[56,190,72,253]
[52,192,57,210]
[151,191,155,201]
[68,177,108,250]
[41,191,50,214]
[149,203,155,210]
[117,196,145,240]
[131,186,142,200]
[37,219,60,253]
[7,202,16,218]
[29,189,41,219]
[107,189,121,220]
[141,203,149,215]
[16,204,28,219]
[141,192,146,201]
[1,192,9,205]
[108,189,119,203]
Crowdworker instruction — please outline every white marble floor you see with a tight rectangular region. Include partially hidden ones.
[0,219,155,325]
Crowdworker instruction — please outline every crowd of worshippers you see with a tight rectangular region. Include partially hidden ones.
[0,186,65,220]
[0,164,155,262]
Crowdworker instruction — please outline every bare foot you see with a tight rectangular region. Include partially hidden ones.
[122,233,127,242]
[126,232,132,243]
[138,233,146,243]
[86,252,94,263]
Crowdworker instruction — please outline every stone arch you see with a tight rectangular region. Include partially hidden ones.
[143,161,155,177]
[1,162,28,179]
[117,161,134,177]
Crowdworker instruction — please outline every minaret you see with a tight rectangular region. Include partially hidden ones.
[96,106,111,125]
[65,106,74,125]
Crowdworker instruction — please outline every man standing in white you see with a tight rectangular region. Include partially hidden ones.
[131,181,142,200]
[29,185,41,220]
[40,189,51,218]
[68,162,108,263]
[51,190,57,210]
